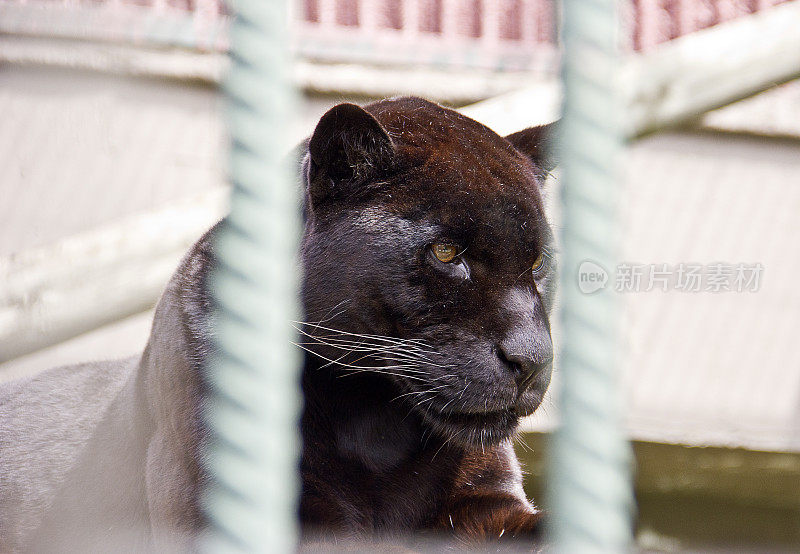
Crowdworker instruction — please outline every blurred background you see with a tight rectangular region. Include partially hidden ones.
[1,0,799,550]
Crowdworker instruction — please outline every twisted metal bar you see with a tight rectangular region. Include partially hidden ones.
[204,0,301,552]
[549,0,635,550]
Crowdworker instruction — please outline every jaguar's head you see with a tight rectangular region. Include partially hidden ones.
[300,97,556,447]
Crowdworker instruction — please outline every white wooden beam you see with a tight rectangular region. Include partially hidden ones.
[621,1,800,138]
[0,189,227,362]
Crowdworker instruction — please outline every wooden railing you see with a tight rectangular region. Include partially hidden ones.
[292,0,557,71]
[629,0,793,51]
[1,0,795,71]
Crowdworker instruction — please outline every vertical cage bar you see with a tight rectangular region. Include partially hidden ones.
[204,0,301,552]
[549,0,634,550]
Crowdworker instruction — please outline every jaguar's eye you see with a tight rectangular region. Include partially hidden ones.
[432,243,458,263]
[532,252,545,274]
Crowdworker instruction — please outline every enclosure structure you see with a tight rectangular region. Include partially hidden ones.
[1,0,800,549]
[4,0,798,363]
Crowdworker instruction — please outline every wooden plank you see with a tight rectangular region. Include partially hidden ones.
[460,80,561,134]
[0,35,228,82]
[0,35,547,104]
[622,1,800,138]
[0,189,227,362]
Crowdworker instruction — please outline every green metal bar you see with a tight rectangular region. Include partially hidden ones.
[549,0,635,550]
[204,0,300,552]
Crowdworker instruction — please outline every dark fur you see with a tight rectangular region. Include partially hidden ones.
[0,97,555,551]
[293,98,556,546]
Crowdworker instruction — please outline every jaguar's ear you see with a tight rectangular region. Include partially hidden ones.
[505,121,559,177]
[306,103,395,206]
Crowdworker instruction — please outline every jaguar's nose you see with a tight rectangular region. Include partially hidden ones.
[498,336,553,393]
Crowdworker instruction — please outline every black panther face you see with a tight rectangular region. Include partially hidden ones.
[299,97,556,447]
